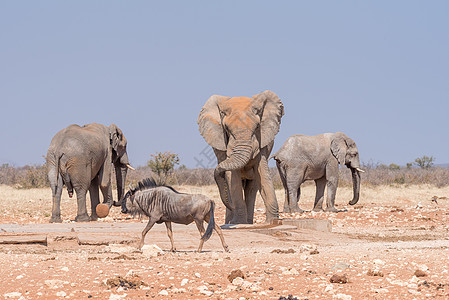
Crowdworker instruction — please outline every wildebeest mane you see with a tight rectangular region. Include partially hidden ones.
[132,177,181,194]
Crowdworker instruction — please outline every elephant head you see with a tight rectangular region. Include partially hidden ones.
[109,124,134,206]
[330,132,364,206]
[198,90,284,210]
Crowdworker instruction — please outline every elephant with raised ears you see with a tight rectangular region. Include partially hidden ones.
[198,90,284,224]
[46,123,134,222]
[271,132,364,213]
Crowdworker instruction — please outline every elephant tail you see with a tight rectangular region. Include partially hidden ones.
[58,154,73,198]
[201,201,215,241]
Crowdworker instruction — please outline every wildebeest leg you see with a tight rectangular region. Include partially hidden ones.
[205,214,230,252]
[139,218,156,249]
[165,222,176,252]
[194,219,206,253]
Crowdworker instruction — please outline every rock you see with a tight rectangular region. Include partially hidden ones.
[107,244,137,254]
[181,279,189,286]
[333,293,352,300]
[61,267,69,272]
[331,263,350,270]
[56,291,67,297]
[141,244,163,258]
[159,290,168,296]
[373,259,385,265]
[414,270,427,277]
[271,249,296,254]
[367,269,384,277]
[194,272,201,278]
[228,269,245,283]
[232,277,244,286]
[3,292,22,298]
[330,274,349,284]
[44,279,65,289]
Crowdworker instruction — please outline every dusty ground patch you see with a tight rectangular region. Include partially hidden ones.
[1,184,449,299]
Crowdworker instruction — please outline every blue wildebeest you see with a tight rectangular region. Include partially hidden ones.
[121,178,229,253]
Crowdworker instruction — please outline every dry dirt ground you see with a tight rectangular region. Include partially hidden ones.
[1,184,449,299]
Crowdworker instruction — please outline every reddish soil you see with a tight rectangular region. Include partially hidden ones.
[1,193,449,299]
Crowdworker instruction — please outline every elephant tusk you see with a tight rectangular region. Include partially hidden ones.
[126,164,136,171]
[356,168,365,173]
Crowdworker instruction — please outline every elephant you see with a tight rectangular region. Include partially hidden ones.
[271,132,364,213]
[46,123,134,222]
[198,90,284,224]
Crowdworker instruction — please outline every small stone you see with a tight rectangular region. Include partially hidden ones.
[330,274,349,284]
[3,292,22,298]
[232,277,244,286]
[227,269,245,283]
[61,267,69,272]
[333,293,352,300]
[15,275,24,280]
[181,279,189,286]
[56,291,67,297]
[414,270,427,277]
[373,259,385,265]
[194,273,201,278]
[159,290,168,296]
[141,244,164,258]
[367,269,384,277]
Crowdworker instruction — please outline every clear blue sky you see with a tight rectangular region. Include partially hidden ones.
[1,1,448,168]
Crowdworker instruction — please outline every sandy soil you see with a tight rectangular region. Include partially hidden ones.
[0,184,449,299]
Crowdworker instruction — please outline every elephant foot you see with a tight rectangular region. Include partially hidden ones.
[50,216,62,223]
[290,207,305,213]
[312,207,324,212]
[324,207,339,213]
[75,214,91,222]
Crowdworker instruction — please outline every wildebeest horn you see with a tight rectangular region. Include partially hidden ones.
[126,164,135,171]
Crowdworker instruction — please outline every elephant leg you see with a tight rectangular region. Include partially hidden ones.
[194,218,206,252]
[256,156,279,222]
[88,177,100,221]
[98,164,113,207]
[244,178,259,224]
[325,175,339,212]
[276,160,290,213]
[313,177,326,211]
[50,173,64,223]
[223,171,233,223]
[285,169,304,213]
[74,186,90,222]
[226,170,247,224]
[165,222,176,252]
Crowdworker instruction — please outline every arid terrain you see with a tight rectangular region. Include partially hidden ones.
[1,183,449,299]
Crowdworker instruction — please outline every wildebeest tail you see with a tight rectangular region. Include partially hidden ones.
[201,201,215,241]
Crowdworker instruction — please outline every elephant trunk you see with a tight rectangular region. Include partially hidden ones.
[214,141,253,211]
[348,168,361,205]
[113,152,130,207]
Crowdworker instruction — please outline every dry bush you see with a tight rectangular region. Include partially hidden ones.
[338,166,449,188]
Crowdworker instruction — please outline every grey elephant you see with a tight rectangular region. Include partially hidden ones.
[198,90,284,224]
[46,123,134,222]
[271,132,364,213]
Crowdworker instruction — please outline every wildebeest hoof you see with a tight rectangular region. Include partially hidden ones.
[224,246,230,253]
[50,216,62,223]
[90,215,98,222]
[75,214,91,222]
[169,248,177,252]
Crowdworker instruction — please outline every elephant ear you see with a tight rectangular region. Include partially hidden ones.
[253,90,284,148]
[197,95,230,151]
[109,124,125,152]
[330,132,349,165]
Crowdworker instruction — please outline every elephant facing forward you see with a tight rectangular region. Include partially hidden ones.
[198,90,284,224]
[271,132,364,213]
[47,123,134,222]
